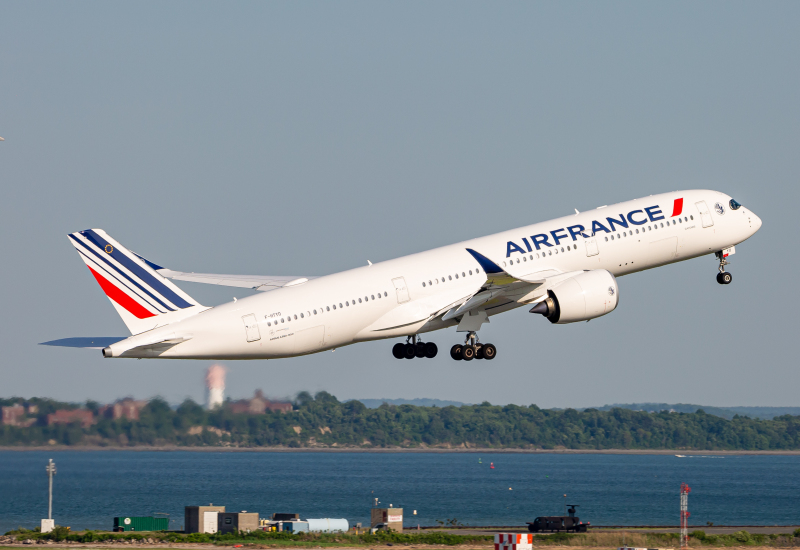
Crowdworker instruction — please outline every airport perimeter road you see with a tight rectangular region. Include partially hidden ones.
[430,526,800,536]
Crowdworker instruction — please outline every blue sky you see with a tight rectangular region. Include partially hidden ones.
[1,1,798,408]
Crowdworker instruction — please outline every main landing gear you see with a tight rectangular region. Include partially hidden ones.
[392,335,438,359]
[450,332,496,362]
[715,251,733,285]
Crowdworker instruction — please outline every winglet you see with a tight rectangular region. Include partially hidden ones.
[465,248,504,274]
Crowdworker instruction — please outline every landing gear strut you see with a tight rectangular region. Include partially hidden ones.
[715,251,732,285]
[392,335,437,359]
[450,332,496,361]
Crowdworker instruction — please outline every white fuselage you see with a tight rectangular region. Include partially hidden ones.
[105,190,761,359]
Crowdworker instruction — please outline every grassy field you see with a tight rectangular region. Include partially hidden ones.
[3,528,800,548]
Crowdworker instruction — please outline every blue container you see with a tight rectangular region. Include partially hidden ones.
[284,521,309,533]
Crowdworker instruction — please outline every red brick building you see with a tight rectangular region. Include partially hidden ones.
[229,390,292,414]
[99,399,147,420]
[47,409,95,428]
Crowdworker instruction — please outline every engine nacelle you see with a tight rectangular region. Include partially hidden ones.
[529,269,619,324]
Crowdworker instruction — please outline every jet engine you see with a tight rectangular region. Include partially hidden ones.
[529,269,619,324]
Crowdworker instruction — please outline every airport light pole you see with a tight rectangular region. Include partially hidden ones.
[46,459,56,520]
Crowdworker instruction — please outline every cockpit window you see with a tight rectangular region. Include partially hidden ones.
[730,199,742,210]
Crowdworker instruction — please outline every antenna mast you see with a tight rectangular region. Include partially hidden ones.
[680,483,691,549]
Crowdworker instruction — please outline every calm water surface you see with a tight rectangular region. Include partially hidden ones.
[1,451,798,533]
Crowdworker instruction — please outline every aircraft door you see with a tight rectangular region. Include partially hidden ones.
[392,277,410,303]
[584,236,599,257]
[242,314,261,342]
[695,201,714,228]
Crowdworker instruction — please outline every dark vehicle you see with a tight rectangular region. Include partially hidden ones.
[527,505,589,533]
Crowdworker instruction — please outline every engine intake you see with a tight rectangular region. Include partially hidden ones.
[529,269,619,324]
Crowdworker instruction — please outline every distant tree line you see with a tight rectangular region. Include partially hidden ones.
[2,393,800,449]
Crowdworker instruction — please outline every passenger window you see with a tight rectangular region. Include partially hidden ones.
[660,223,664,228]
[555,249,558,254]
[267,321,271,326]
[462,272,466,277]
[448,275,452,280]
[605,237,608,241]
[560,247,564,252]
[358,298,362,303]
[476,268,480,273]
[327,306,330,311]
[684,216,688,222]
[333,305,336,310]
[339,303,343,308]
[469,271,472,275]
[523,256,527,261]
[365,296,368,302]
[422,282,426,287]
[346,301,349,306]
[678,218,682,223]
[281,318,285,323]
[300,313,304,318]
[529,255,533,260]
[371,295,375,300]
[611,235,615,240]
[455,274,459,279]
[690,215,694,220]
[548,250,552,256]
[313,310,317,315]
[384,292,387,297]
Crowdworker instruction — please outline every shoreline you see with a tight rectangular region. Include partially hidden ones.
[2,446,800,454]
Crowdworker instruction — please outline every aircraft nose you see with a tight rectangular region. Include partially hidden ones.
[750,211,762,233]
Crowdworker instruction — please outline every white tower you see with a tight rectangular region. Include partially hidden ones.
[205,365,227,409]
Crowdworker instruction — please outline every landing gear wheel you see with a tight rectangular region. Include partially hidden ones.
[392,343,405,359]
[462,345,476,361]
[718,272,732,285]
[424,342,438,358]
[482,343,497,360]
[415,342,427,358]
[404,344,416,359]
[450,344,463,361]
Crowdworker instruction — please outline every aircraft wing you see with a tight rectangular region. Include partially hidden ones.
[155,269,316,291]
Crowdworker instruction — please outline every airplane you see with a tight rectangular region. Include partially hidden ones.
[43,190,761,361]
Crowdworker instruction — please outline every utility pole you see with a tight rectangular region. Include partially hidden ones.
[42,459,56,533]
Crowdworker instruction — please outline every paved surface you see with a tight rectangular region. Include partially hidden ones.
[431,526,800,536]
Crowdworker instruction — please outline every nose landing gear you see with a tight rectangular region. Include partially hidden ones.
[450,332,496,361]
[392,335,437,359]
[715,251,733,285]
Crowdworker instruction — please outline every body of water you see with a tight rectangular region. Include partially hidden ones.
[1,451,798,533]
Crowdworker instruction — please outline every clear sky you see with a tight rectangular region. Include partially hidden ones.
[1,2,797,409]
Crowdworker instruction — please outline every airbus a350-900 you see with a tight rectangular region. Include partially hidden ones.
[44,190,761,361]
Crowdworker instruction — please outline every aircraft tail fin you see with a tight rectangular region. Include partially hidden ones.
[68,229,207,335]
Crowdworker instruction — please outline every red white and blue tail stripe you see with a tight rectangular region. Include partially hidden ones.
[69,229,206,334]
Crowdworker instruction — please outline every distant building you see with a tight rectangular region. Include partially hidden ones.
[206,365,227,409]
[47,409,95,428]
[99,399,147,421]
[2,404,34,427]
[229,390,292,415]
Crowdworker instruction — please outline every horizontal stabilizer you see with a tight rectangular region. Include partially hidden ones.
[40,337,126,349]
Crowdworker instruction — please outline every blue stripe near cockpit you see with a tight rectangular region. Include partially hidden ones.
[465,248,504,274]
[80,230,193,309]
